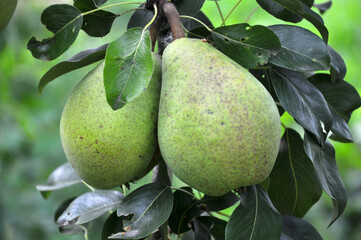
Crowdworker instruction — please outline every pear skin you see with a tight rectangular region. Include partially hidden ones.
[158,38,281,196]
[60,54,162,189]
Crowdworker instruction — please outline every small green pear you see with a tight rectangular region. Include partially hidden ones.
[158,38,281,196]
[60,54,162,189]
[0,0,17,33]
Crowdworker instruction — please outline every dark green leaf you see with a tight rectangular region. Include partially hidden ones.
[309,74,361,142]
[193,217,211,240]
[152,150,172,186]
[101,212,130,240]
[169,187,201,235]
[181,231,196,240]
[212,23,281,69]
[280,233,292,240]
[197,216,227,240]
[74,0,116,37]
[111,183,173,239]
[225,185,282,240]
[201,192,239,212]
[104,28,153,110]
[270,68,332,144]
[183,11,213,31]
[249,68,285,115]
[54,198,87,235]
[257,0,303,23]
[36,163,82,198]
[38,44,107,93]
[127,8,153,30]
[268,25,330,71]
[282,215,323,240]
[27,4,83,61]
[258,0,328,42]
[268,128,322,218]
[174,0,205,16]
[313,1,332,14]
[188,26,213,41]
[328,46,347,83]
[57,190,124,226]
[73,0,108,11]
[304,131,347,226]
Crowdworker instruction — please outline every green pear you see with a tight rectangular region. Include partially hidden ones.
[158,38,281,196]
[60,53,162,189]
[0,0,17,33]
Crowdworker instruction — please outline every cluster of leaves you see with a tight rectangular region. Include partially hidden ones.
[29,0,361,239]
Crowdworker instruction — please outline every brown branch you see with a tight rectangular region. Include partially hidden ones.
[159,1,185,40]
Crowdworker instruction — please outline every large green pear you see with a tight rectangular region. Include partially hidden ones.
[60,54,162,189]
[158,38,281,196]
[0,0,17,33]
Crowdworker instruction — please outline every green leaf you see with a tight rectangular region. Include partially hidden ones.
[36,163,82,199]
[102,212,131,240]
[174,0,205,16]
[268,128,322,218]
[38,44,107,94]
[309,74,361,143]
[193,217,211,240]
[256,0,303,23]
[313,1,332,14]
[111,183,173,239]
[74,0,116,37]
[57,190,124,226]
[169,187,201,235]
[270,68,332,144]
[250,69,285,115]
[225,185,282,240]
[257,0,328,42]
[268,25,330,71]
[212,23,281,69]
[54,198,88,235]
[27,4,83,61]
[201,192,239,212]
[152,150,172,186]
[196,216,227,240]
[304,131,347,226]
[104,28,153,110]
[328,46,347,83]
[281,215,323,240]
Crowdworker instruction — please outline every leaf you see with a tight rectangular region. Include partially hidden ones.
[127,8,154,30]
[328,46,347,83]
[36,163,82,199]
[57,190,124,226]
[38,44,107,93]
[268,128,322,218]
[27,4,83,61]
[212,23,281,69]
[54,198,87,235]
[174,0,205,16]
[270,67,332,144]
[268,25,330,71]
[249,68,285,115]
[304,131,347,226]
[309,74,361,142]
[102,212,131,240]
[181,231,196,240]
[282,215,323,240]
[152,150,172,186]
[183,11,213,31]
[193,217,211,240]
[256,0,303,23]
[225,185,282,240]
[169,187,201,235]
[201,192,240,212]
[196,216,227,240]
[257,0,329,42]
[313,1,332,14]
[74,0,116,37]
[104,28,153,110]
[111,183,173,239]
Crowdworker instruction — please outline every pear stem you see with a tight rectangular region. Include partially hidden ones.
[150,7,163,51]
[160,1,185,40]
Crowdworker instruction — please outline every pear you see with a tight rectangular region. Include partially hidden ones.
[0,0,17,33]
[158,38,281,196]
[60,53,162,189]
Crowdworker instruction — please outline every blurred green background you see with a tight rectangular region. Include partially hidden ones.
[0,0,360,239]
